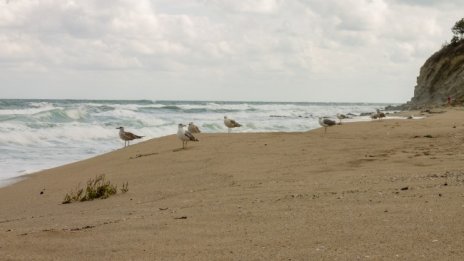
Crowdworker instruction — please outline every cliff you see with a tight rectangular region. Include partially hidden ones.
[403,40,464,109]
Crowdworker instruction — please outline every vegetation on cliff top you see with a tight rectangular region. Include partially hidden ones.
[432,18,464,63]
[451,18,464,44]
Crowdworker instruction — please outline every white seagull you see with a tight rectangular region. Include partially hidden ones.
[116,127,143,147]
[376,109,386,120]
[177,123,199,149]
[188,122,201,133]
[318,117,336,134]
[336,113,347,124]
[371,109,386,120]
[224,116,242,133]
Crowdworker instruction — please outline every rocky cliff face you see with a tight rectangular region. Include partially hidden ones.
[405,41,464,108]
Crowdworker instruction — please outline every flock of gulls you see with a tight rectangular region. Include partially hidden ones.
[117,109,386,149]
[116,116,243,149]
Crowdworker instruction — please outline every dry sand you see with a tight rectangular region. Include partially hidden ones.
[1,108,464,260]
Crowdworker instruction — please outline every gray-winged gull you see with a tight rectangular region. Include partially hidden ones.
[318,117,336,134]
[188,122,201,133]
[116,127,144,147]
[371,109,386,120]
[177,123,199,149]
[224,116,242,133]
[336,113,347,124]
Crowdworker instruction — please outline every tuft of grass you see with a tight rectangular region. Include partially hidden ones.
[120,182,129,193]
[62,174,128,204]
[62,184,84,204]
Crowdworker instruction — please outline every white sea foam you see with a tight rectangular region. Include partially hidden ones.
[0,104,56,115]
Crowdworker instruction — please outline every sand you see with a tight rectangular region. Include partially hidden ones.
[1,108,464,260]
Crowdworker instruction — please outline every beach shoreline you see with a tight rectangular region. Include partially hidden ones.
[1,107,463,260]
[0,99,397,185]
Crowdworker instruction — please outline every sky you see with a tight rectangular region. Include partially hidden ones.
[0,0,462,103]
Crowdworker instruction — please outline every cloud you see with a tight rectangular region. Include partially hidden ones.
[389,0,462,7]
[0,0,462,102]
[202,0,282,14]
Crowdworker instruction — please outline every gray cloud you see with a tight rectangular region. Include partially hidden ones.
[0,0,462,102]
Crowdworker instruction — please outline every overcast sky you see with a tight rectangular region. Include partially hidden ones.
[0,0,461,102]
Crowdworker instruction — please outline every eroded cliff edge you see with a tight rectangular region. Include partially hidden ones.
[401,41,464,109]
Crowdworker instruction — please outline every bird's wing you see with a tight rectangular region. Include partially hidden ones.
[323,119,336,126]
[189,125,200,133]
[184,131,198,141]
[125,132,143,140]
[230,120,241,127]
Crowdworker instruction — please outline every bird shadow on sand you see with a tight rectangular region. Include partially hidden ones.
[129,152,159,159]
[172,146,198,152]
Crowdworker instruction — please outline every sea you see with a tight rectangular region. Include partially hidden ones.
[0,99,397,187]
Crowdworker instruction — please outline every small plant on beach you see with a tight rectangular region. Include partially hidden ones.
[82,174,117,201]
[62,186,84,204]
[62,174,128,204]
[120,181,129,193]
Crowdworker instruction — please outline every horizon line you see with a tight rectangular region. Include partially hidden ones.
[0,98,404,105]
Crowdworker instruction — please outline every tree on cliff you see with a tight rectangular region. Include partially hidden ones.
[451,18,464,43]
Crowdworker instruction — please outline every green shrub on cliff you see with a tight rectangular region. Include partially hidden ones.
[452,18,464,40]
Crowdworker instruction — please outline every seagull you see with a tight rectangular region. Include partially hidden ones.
[116,127,143,147]
[371,109,385,120]
[336,113,347,124]
[188,122,201,133]
[224,116,242,133]
[376,109,386,120]
[177,123,199,149]
[318,117,336,134]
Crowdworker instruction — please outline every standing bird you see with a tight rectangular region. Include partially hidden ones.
[336,113,347,124]
[318,117,336,134]
[224,116,242,133]
[371,109,385,120]
[177,123,199,149]
[116,127,143,147]
[188,122,201,133]
[376,109,386,120]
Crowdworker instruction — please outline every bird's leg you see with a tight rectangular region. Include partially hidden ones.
[228,128,231,133]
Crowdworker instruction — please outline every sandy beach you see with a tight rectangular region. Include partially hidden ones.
[1,108,464,260]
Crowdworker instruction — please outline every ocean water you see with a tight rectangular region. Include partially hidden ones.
[0,99,396,187]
